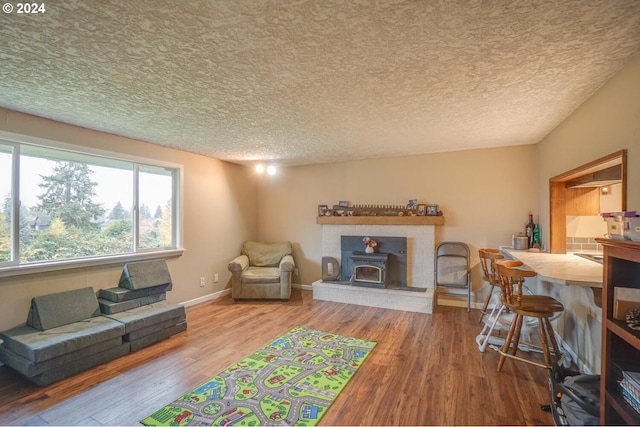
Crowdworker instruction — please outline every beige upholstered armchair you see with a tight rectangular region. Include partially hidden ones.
[228,241,295,300]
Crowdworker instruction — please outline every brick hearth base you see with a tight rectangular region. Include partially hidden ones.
[312,280,433,314]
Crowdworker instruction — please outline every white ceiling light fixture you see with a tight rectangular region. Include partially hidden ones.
[255,164,277,175]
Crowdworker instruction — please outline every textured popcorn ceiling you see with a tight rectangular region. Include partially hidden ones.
[1,1,640,166]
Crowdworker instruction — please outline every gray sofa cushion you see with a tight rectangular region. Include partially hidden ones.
[98,283,172,302]
[0,316,125,363]
[27,287,101,331]
[102,301,185,334]
[235,282,287,299]
[129,322,187,352]
[242,266,280,284]
[28,342,130,386]
[0,336,124,377]
[241,241,292,267]
[119,260,172,290]
[98,293,166,315]
[125,317,185,341]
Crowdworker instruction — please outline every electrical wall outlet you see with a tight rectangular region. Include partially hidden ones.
[214,273,219,283]
[200,276,205,287]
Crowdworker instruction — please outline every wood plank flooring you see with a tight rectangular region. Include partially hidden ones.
[0,290,554,425]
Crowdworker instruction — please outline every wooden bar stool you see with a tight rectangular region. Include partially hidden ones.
[495,260,564,372]
[478,248,504,323]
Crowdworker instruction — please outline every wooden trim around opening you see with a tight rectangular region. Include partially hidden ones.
[549,150,626,254]
[549,181,567,253]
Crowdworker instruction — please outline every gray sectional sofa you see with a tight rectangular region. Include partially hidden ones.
[0,260,186,386]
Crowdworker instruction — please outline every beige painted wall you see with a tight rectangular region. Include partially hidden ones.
[537,53,640,245]
[257,144,538,303]
[0,108,258,331]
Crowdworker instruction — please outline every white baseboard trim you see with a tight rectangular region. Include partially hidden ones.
[181,289,232,307]
[181,285,309,307]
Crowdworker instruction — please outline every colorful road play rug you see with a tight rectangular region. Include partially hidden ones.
[141,326,376,426]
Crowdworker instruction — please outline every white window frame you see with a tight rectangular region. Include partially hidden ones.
[0,131,184,278]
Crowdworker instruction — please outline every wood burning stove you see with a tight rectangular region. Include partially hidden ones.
[339,235,407,288]
[351,252,389,288]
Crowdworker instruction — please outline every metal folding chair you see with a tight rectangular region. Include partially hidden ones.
[435,242,471,311]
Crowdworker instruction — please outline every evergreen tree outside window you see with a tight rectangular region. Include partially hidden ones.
[37,162,105,230]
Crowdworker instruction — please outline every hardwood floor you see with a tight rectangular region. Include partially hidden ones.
[0,290,554,425]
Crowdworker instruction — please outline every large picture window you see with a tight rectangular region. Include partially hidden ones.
[0,137,181,274]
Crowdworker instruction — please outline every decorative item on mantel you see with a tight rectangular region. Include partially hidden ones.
[362,237,377,253]
[316,200,443,217]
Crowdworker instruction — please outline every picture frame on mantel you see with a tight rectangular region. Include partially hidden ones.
[318,205,328,216]
[417,204,426,216]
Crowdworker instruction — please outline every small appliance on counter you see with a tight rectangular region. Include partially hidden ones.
[512,234,529,250]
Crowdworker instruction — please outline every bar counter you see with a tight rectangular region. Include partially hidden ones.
[499,247,603,373]
[500,247,603,287]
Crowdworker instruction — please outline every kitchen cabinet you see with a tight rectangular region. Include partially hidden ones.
[565,187,600,216]
[597,238,640,425]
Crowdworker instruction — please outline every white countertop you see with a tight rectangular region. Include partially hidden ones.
[500,247,603,288]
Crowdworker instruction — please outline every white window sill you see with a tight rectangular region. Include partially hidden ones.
[0,249,185,279]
